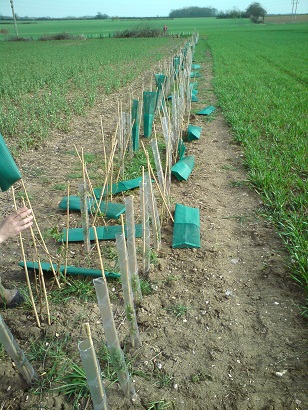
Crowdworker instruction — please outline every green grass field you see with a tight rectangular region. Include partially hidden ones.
[0,17,307,302]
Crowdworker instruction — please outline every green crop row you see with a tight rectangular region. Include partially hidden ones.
[206,26,308,298]
[0,37,181,148]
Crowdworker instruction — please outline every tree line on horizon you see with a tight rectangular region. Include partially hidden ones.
[0,4,270,24]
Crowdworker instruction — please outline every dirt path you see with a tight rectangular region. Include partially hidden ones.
[0,43,307,410]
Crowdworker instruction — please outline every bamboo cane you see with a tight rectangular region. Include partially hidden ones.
[11,188,40,328]
[140,141,174,223]
[79,182,91,254]
[23,199,51,325]
[64,181,70,280]
[100,115,108,175]
[20,180,61,288]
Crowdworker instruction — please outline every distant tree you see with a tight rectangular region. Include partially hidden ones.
[169,7,217,18]
[245,2,266,23]
[95,12,108,19]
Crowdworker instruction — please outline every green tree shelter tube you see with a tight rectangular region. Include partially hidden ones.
[0,133,22,191]
[172,203,201,249]
[143,91,157,138]
[131,99,139,151]
[155,73,167,111]
[0,314,38,386]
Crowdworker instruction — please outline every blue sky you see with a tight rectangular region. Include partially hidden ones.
[1,1,307,18]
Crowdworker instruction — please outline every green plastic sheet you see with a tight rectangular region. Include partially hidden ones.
[93,176,142,198]
[19,261,120,279]
[172,203,201,249]
[143,91,157,138]
[197,105,216,115]
[0,134,22,192]
[60,224,142,242]
[187,125,202,141]
[58,196,125,220]
[131,99,139,151]
[171,156,195,181]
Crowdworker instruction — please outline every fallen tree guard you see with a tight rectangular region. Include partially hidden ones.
[172,203,201,248]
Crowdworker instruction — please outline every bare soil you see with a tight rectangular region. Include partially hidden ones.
[0,45,307,410]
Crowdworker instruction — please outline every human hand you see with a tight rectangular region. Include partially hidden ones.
[0,206,34,243]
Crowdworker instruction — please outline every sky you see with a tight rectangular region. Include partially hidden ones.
[1,0,308,18]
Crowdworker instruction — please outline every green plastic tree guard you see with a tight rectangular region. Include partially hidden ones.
[143,91,157,138]
[190,71,201,78]
[154,73,167,111]
[93,176,142,198]
[172,203,201,249]
[131,99,139,151]
[178,140,186,160]
[58,196,125,220]
[173,56,180,77]
[0,134,22,192]
[197,105,216,115]
[191,94,198,102]
[171,156,195,181]
[187,125,202,141]
[60,224,142,242]
[19,261,120,279]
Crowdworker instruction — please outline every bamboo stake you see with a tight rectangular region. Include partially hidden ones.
[12,187,40,328]
[20,180,60,288]
[100,115,108,175]
[79,182,91,254]
[74,146,105,224]
[94,133,118,224]
[64,181,70,279]
[23,198,51,325]
[140,141,174,223]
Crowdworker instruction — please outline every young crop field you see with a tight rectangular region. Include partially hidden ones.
[0,36,182,148]
[206,23,308,297]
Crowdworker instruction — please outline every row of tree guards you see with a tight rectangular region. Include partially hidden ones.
[0,30,217,406]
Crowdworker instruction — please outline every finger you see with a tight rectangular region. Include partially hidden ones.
[20,214,34,225]
[13,208,33,221]
[19,220,34,232]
